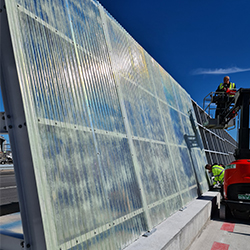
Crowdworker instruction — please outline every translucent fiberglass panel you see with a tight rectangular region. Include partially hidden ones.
[160,102,185,146]
[120,76,164,141]
[38,125,110,243]
[20,14,92,125]
[105,16,153,94]
[94,134,142,217]
[69,213,147,250]
[147,194,183,228]
[158,71,177,109]
[191,148,209,192]
[181,115,195,137]
[127,39,153,93]
[78,51,125,132]
[149,203,170,227]
[170,145,196,194]
[133,139,183,227]
[106,23,133,83]
[133,140,179,204]
[145,56,177,109]
[171,79,193,115]
[181,114,207,190]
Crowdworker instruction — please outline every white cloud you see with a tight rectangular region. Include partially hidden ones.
[191,67,250,75]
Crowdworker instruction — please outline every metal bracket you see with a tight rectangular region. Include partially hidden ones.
[179,206,187,211]
[142,228,157,237]
[0,112,8,134]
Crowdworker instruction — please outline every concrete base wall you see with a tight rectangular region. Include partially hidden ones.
[125,191,220,250]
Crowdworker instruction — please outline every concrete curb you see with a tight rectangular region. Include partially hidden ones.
[0,202,20,216]
[125,191,220,250]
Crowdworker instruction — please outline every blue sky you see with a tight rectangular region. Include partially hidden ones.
[98,0,250,140]
[1,0,249,142]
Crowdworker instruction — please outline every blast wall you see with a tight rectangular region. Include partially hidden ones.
[1,0,213,249]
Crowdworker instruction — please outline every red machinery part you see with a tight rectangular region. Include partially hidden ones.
[225,89,236,95]
[224,159,250,200]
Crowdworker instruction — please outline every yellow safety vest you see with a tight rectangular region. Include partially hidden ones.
[212,165,225,185]
[218,82,236,90]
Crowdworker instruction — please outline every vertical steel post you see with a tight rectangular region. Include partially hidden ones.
[0,1,46,248]
[237,90,250,159]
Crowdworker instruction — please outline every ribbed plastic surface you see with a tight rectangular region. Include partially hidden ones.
[5,0,208,249]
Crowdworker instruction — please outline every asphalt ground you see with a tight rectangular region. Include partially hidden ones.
[0,168,20,216]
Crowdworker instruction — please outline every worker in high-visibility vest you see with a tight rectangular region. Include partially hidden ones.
[205,163,225,192]
[215,76,236,117]
[205,164,225,185]
[205,163,225,197]
[216,76,236,93]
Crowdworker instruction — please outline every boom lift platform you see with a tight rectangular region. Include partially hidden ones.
[203,88,250,220]
[203,89,237,129]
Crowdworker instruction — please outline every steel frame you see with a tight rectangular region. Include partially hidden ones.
[0,1,46,249]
